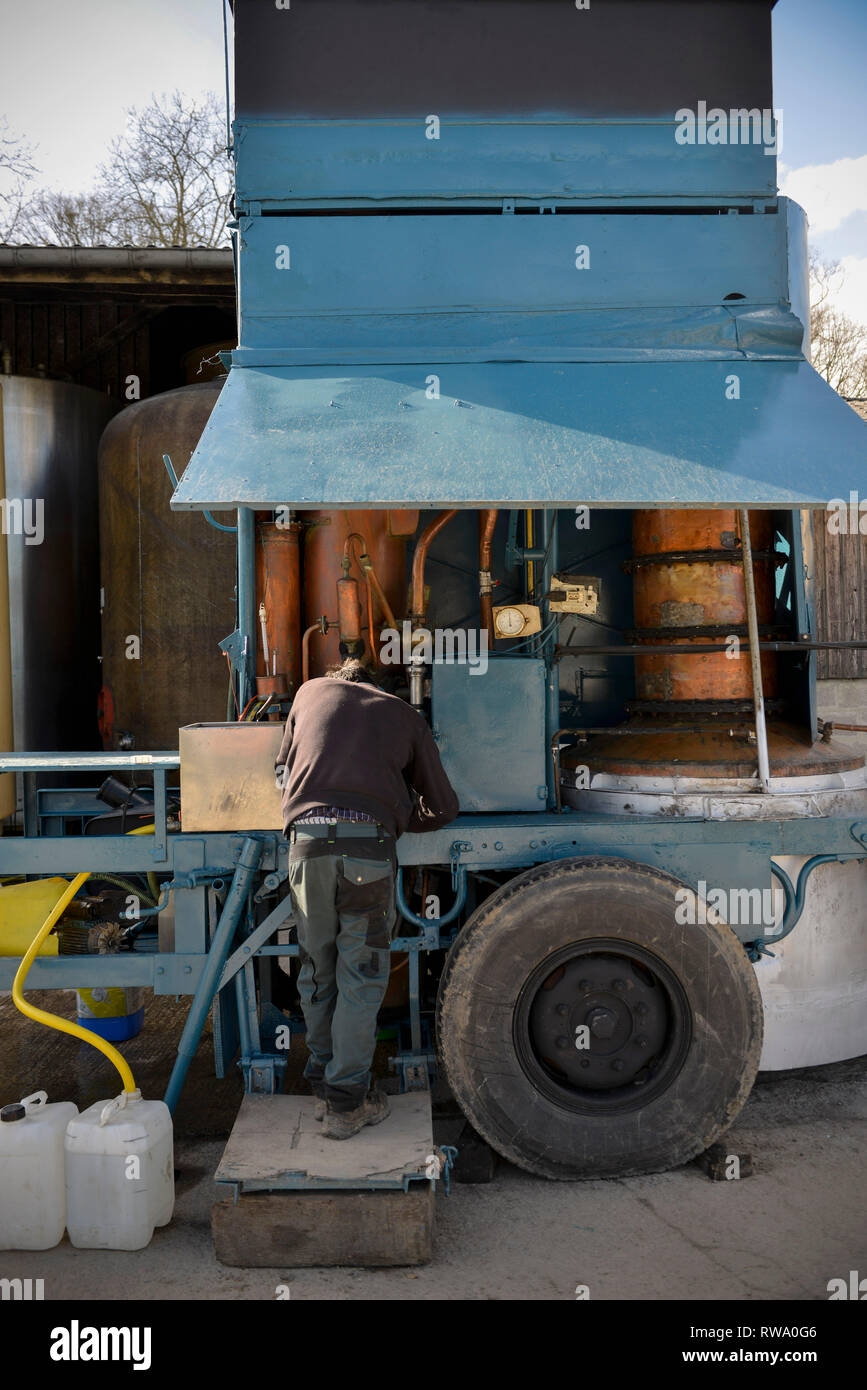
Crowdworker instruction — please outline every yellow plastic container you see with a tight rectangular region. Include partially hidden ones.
[0,878,69,956]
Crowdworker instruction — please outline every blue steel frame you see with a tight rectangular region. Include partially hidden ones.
[2,751,865,1113]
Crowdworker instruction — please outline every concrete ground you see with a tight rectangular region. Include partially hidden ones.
[1,990,865,1300]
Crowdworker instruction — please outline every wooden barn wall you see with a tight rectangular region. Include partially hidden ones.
[812,522,867,680]
[0,299,152,400]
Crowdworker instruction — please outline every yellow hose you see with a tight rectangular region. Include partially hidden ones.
[10,822,159,1096]
[124,821,161,902]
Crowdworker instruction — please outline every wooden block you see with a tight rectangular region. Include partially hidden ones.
[212,1186,435,1268]
[454,1122,498,1184]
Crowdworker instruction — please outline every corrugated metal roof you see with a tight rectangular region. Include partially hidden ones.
[0,243,231,254]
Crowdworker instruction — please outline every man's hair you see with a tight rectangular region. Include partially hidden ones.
[325,657,379,685]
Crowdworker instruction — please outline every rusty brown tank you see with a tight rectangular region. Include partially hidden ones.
[631,510,777,704]
[98,382,236,750]
[302,511,415,676]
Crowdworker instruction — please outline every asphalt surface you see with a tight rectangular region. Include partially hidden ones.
[1,990,865,1300]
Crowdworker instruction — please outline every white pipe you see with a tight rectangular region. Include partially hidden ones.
[739,508,772,792]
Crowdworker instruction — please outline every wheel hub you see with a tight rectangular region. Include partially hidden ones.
[530,954,668,1089]
[516,939,692,1114]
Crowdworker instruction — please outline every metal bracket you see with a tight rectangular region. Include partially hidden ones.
[218,894,297,991]
[450,840,472,890]
[171,867,234,891]
[438,1145,458,1195]
[239,1054,288,1094]
[254,867,289,902]
[389,1054,435,1092]
[218,628,246,666]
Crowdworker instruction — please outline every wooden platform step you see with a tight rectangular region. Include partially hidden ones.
[213,1186,435,1267]
[212,1092,437,1268]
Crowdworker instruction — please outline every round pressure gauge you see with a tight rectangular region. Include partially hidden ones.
[495,606,526,637]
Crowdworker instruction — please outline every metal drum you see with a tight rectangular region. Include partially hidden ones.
[98,382,235,750]
[1,376,118,756]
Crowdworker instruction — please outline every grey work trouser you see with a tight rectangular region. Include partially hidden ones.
[287,824,397,1112]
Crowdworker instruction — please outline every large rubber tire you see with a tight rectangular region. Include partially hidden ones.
[436,857,763,1179]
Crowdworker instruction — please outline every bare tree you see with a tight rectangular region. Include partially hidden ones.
[18,91,231,248]
[809,252,867,398]
[20,189,122,246]
[99,91,231,247]
[0,119,38,241]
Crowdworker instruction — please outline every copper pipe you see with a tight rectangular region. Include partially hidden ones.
[343,532,367,566]
[411,510,458,622]
[478,509,498,640]
[255,519,301,692]
[365,563,397,631]
[301,620,333,683]
[365,574,378,666]
[343,532,397,630]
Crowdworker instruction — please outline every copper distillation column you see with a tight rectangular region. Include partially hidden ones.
[559,509,865,791]
[302,510,415,677]
[254,516,302,710]
[561,510,788,784]
[622,509,778,776]
[631,509,778,708]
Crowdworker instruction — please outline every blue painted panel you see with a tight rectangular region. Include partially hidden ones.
[784,198,810,357]
[238,212,789,352]
[234,120,777,206]
[431,659,548,813]
[228,304,804,367]
[170,360,867,511]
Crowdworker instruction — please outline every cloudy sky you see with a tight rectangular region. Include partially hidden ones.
[1,0,865,324]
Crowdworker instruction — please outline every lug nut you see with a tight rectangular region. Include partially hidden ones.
[635,1002,648,1017]
[587,1006,617,1039]
[579,1059,590,1069]
[556,1003,569,1017]
[612,979,627,993]
[612,1059,625,1072]
[556,1036,570,1050]
[578,979,592,992]
[635,1036,648,1049]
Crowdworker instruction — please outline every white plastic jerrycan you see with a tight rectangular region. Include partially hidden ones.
[0,1090,79,1250]
[65,1089,174,1250]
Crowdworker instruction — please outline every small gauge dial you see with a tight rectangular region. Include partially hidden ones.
[495,606,526,637]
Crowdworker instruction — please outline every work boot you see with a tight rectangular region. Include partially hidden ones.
[313,1097,326,1122]
[322,1087,390,1140]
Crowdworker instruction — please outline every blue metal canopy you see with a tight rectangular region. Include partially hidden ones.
[170,360,865,511]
